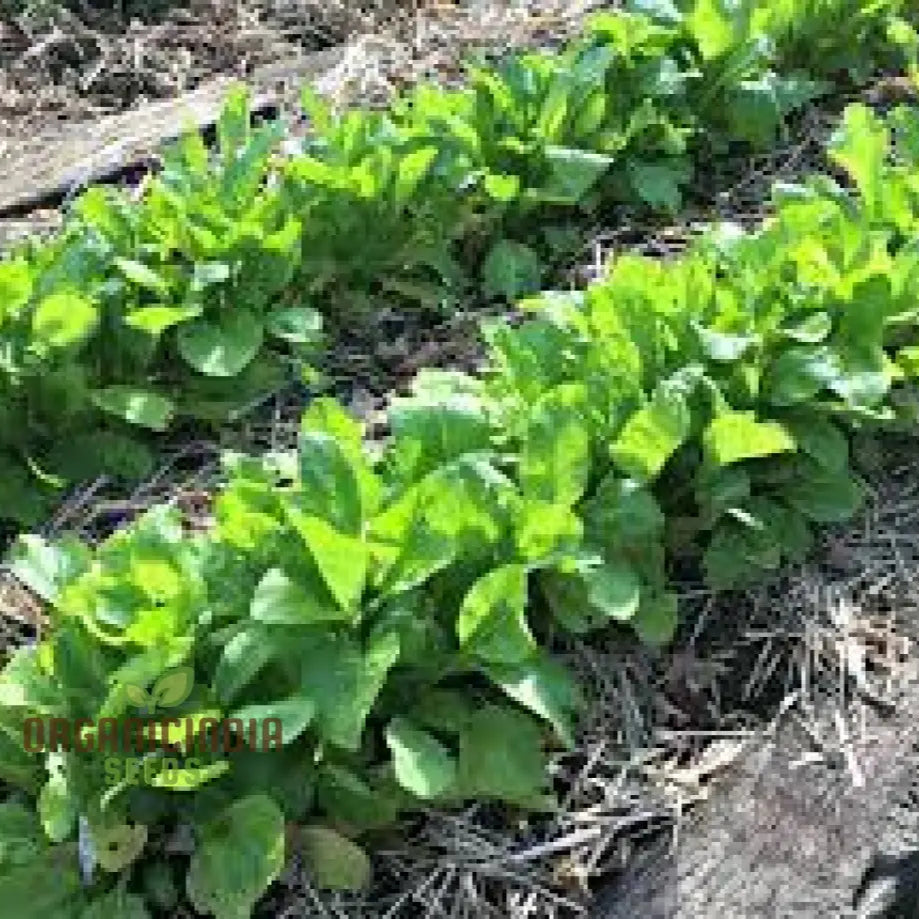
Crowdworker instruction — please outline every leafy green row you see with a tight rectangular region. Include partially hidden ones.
[1,0,915,528]
[1,98,919,917]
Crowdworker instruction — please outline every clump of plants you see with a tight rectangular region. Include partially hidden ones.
[0,100,918,916]
[2,3,916,530]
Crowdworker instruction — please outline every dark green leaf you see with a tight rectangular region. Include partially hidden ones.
[177,311,264,377]
[187,795,285,919]
[457,564,535,665]
[385,718,456,799]
[482,240,541,301]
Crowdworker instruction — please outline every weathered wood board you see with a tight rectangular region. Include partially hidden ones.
[593,686,919,918]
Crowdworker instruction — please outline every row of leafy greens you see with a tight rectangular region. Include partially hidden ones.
[1,97,919,916]
[0,0,916,529]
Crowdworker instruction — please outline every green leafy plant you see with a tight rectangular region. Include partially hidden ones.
[3,101,919,915]
[0,87,320,527]
[0,3,915,529]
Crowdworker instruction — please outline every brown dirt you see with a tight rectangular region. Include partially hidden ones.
[0,0,372,130]
[0,1,600,139]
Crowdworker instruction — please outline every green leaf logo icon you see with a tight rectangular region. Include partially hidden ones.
[124,684,152,708]
[150,667,195,709]
[124,667,194,713]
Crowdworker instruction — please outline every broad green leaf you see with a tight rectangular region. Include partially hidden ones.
[694,325,759,362]
[771,502,815,563]
[703,497,810,588]
[265,306,323,344]
[584,559,641,622]
[177,310,264,377]
[192,262,231,289]
[91,386,175,431]
[696,466,751,522]
[230,696,316,746]
[114,258,169,294]
[632,591,679,645]
[515,500,582,562]
[298,631,400,751]
[483,172,520,201]
[299,398,380,525]
[81,886,150,919]
[317,765,401,830]
[216,85,252,158]
[627,160,687,212]
[388,371,492,482]
[457,564,535,665]
[0,643,60,713]
[703,411,796,466]
[784,465,864,523]
[611,385,690,482]
[0,803,44,869]
[38,760,74,843]
[289,513,368,612]
[765,347,835,405]
[781,312,832,344]
[299,826,370,892]
[394,146,438,206]
[187,795,285,919]
[704,521,775,589]
[542,146,612,203]
[536,81,569,142]
[298,430,364,534]
[456,705,549,804]
[0,259,32,320]
[46,431,154,485]
[725,76,817,148]
[520,384,590,507]
[8,534,90,604]
[214,626,277,703]
[482,240,541,301]
[31,292,97,349]
[385,717,456,799]
[486,654,580,748]
[783,414,848,472]
[540,566,595,635]
[250,568,342,625]
[124,304,202,335]
[826,347,891,409]
[688,0,735,59]
[301,396,361,444]
[829,104,888,212]
[372,458,511,594]
[0,843,82,917]
[896,345,919,379]
[370,490,456,597]
[573,88,608,136]
[584,475,664,547]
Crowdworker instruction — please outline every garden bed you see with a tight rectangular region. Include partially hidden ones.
[1,4,919,919]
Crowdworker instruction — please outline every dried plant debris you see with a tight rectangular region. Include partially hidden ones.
[0,1,603,131]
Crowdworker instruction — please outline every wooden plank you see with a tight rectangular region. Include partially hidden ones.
[0,45,343,216]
